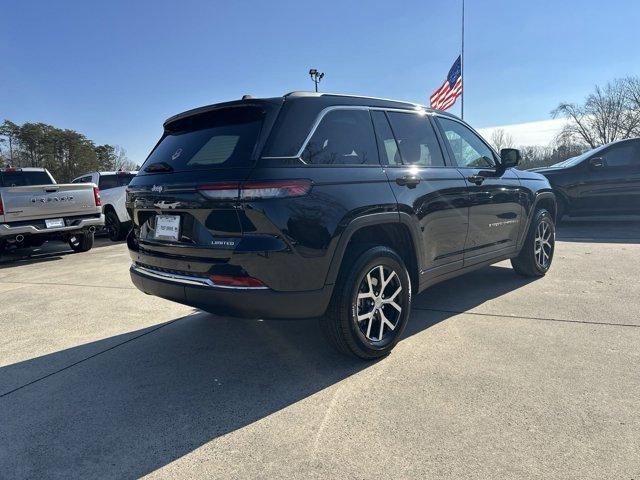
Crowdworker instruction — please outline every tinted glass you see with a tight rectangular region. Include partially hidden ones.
[142,107,264,172]
[0,171,53,187]
[604,143,638,167]
[73,175,92,184]
[117,173,136,186]
[386,112,445,167]
[438,117,495,168]
[371,111,400,165]
[98,174,118,190]
[301,109,378,165]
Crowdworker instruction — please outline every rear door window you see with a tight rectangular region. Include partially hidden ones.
[386,112,445,167]
[117,173,136,186]
[98,175,118,190]
[0,170,54,187]
[371,111,400,165]
[301,109,379,165]
[141,107,265,172]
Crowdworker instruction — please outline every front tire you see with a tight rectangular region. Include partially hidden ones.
[69,232,94,253]
[320,246,412,360]
[511,208,555,277]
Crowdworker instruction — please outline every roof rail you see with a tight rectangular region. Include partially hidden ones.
[283,91,426,108]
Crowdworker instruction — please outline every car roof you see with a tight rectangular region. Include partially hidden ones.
[164,91,460,127]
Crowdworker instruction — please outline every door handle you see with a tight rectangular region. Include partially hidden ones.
[395,175,421,188]
[467,175,485,185]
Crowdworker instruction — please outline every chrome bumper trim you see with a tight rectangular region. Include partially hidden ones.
[131,264,269,290]
[0,214,105,236]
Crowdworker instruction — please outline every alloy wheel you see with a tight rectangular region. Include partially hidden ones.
[534,220,553,269]
[354,265,403,343]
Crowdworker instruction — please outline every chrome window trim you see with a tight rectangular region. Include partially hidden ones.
[262,105,431,162]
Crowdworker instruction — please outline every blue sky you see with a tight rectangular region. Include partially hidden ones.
[1,0,638,162]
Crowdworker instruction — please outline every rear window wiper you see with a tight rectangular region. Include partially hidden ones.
[144,162,174,173]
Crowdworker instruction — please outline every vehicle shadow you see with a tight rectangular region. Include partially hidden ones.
[556,218,640,244]
[0,264,536,478]
[0,237,124,268]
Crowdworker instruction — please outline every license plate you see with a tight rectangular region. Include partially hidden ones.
[45,218,64,228]
[155,215,180,241]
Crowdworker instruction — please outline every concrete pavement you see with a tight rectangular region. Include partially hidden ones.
[1,222,639,479]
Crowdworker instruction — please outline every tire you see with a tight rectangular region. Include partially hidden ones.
[319,246,412,360]
[511,208,555,277]
[105,209,128,241]
[69,231,95,253]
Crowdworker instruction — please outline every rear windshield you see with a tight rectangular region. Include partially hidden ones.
[141,107,264,172]
[0,170,54,187]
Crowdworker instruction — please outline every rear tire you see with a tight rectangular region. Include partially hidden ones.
[319,246,412,360]
[69,232,94,253]
[511,209,555,277]
[105,209,128,241]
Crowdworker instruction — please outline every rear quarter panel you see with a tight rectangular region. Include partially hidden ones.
[241,166,398,291]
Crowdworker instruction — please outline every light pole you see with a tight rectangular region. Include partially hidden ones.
[309,68,325,92]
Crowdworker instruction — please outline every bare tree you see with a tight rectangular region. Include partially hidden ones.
[490,128,515,152]
[552,77,640,148]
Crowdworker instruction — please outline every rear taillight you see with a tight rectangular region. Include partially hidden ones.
[0,196,4,215]
[197,179,311,201]
[209,274,266,288]
[197,182,241,200]
[93,186,102,206]
[240,180,311,199]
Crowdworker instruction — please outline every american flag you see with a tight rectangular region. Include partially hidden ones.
[430,56,462,111]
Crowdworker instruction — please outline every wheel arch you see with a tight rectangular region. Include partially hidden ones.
[324,212,423,294]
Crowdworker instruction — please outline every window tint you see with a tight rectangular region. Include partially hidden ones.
[386,112,445,167]
[603,143,638,167]
[0,170,53,187]
[438,117,496,168]
[98,174,118,190]
[301,109,378,165]
[73,175,92,184]
[371,111,400,165]
[117,173,136,186]
[141,107,264,172]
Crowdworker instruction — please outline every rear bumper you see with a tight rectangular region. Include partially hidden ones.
[0,214,105,237]
[130,263,332,319]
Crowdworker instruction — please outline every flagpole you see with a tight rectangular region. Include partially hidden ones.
[461,0,465,120]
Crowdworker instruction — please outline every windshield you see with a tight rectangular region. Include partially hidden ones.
[141,107,264,173]
[552,144,607,167]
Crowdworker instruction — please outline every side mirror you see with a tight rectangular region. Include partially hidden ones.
[589,157,605,169]
[500,148,521,168]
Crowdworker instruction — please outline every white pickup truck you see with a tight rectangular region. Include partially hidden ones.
[72,171,137,241]
[0,167,104,254]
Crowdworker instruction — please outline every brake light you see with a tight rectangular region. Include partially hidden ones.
[197,182,240,200]
[197,180,311,201]
[0,196,4,216]
[240,180,311,199]
[209,274,266,288]
[93,186,102,206]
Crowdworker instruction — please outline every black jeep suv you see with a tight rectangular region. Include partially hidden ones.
[127,92,556,359]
